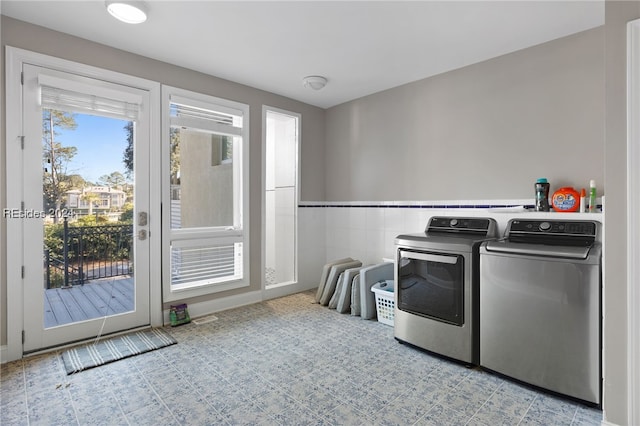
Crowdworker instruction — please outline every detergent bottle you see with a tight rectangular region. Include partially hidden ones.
[552,187,580,212]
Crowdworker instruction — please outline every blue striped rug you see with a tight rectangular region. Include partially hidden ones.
[61,328,177,375]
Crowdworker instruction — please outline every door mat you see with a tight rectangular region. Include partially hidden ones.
[61,328,177,375]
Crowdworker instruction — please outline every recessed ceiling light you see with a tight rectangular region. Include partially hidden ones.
[106,1,148,24]
[303,76,328,91]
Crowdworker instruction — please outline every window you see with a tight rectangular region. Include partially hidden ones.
[211,135,233,166]
[162,87,250,301]
[263,107,299,289]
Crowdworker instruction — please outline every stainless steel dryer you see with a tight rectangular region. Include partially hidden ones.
[394,217,497,365]
[480,219,602,405]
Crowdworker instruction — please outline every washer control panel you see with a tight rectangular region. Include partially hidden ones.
[506,220,599,246]
[509,220,597,236]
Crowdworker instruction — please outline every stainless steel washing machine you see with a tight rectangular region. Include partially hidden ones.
[480,219,602,405]
[394,217,497,365]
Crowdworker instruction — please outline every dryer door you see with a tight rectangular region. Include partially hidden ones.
[397,249,464,326]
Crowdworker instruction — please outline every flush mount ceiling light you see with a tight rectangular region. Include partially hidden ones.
[106,1,148,24]
[303,75,328,91]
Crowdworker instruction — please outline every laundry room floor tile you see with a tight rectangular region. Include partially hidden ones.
[1,290,604,425]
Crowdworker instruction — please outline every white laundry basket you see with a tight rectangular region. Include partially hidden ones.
[371,280,395,326]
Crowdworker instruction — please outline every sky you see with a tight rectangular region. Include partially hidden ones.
[53,113,130,184]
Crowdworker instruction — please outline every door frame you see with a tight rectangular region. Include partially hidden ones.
[4,46,162,361]
[627,19,640,426]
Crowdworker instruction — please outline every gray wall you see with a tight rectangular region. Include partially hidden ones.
[322,15,637,425]
[0,16,326,345]
[325,27,604,202]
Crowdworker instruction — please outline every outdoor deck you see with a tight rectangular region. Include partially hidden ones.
[44,277,134,328]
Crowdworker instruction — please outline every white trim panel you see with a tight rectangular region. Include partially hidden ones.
[627,19,640,426]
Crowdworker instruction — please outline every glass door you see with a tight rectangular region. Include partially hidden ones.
[20,64,151,353]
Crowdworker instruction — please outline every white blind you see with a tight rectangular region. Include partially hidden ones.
[170,95,243,136]
[38,74,140,120]
[171,243,241,287]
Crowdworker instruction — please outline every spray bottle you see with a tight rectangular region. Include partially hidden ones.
[588,180,597,213]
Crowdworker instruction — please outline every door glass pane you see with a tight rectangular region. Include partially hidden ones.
[170,127,235,229]
[42,110,135,328]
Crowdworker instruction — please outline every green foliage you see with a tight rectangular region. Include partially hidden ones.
[44,223,64,258]
[119,203,134,222]
[43,219,133,268]
[98,171,127,188]
[67,174,87,190]
[123,122,134,179]
[46,269,65,289]
[170,127,181,185]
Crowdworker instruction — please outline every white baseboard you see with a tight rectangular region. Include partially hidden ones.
[263,281,316,300]
[162,283,318,325]
[163,290,263,325]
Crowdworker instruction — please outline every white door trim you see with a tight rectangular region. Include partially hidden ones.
[627,19,640,426]
[4,46,162,362]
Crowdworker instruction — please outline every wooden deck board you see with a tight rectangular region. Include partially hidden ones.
[43,292,58,328]
[69,286,105,319]
[55,288,93,323]
[44,290,74,327]
[78,283,112,315]
[86,280,128,313]
[101,278,135,313]
[44,277,134,328]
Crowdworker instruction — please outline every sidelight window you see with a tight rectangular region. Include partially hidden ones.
[162,87,250,301]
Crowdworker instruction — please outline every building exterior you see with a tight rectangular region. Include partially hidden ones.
[65,186,126,215]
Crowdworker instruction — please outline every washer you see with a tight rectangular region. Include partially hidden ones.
[480,219,602,405]
[394,216,497,365]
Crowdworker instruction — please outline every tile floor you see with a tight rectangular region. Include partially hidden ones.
[1,290,603,425]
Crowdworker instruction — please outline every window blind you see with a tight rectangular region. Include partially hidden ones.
[170,243,242,288]
[170,95,243,136]
[38,74,140,120]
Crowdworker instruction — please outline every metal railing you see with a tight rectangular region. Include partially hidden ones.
[44,220,133,288]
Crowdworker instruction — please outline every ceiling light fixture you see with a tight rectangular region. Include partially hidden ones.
[106,1,148,24]
[303,75,328,91]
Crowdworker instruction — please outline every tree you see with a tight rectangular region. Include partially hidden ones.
[123,122,134,179]
[81,191,100,216]
[43,109,78,222]
[67,174,87,190]
[170,127,180,185]
[125,122,181,185]
[97,171,126,189]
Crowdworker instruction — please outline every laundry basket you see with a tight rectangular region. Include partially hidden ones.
[371,280,395,326]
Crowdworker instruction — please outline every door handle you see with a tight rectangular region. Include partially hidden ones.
[138,212,148,226]
[138,229,147,240]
